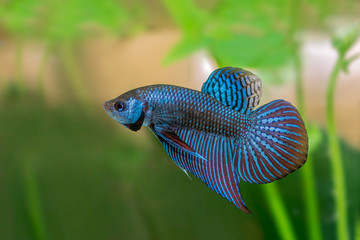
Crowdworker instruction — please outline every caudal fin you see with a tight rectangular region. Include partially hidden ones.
[236,100,308,184]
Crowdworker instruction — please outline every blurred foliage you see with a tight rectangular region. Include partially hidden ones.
[0,0,130,42]
[0,0,142,102]
[0,0,38,37]
[162,0,356,69]
[163,0,293,67]
[0,96,148,239]
[332,26,360,72]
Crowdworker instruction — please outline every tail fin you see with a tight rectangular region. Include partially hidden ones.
[236,100,308,184]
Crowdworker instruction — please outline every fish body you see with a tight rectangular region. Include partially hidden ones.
[104,67,308,213]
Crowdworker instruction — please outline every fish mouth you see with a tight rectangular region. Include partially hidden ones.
[103,101,112,112]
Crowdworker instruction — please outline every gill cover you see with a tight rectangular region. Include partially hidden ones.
[121,97,146,131]
[124,110,145,131]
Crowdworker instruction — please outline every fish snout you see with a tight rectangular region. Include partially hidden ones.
[103,101,113,112]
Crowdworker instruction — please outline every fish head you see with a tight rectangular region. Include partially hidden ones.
[103,90,147,131]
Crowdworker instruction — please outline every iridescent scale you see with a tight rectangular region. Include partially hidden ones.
[138,85,251,138]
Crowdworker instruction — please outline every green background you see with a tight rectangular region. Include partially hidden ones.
[0,0,359,239]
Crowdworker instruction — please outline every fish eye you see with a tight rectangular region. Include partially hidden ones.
[114,101,125,112]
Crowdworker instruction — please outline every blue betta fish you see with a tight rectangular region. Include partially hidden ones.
[103,67,308,213]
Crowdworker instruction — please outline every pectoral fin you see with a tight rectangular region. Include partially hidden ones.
[154,127,207,161]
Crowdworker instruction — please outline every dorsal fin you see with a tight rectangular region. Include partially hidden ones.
[201,67,262,114]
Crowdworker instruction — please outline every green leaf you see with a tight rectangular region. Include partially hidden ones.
[307,124,323,154]
[356,218,360,240]
[0,0,131,42]
[342,53,360,73]
[332,26,360,56]
[163,37,205,65]
[0,0,39,37]
[210,32,292,68]
[161,0,207,32]
[162,0,295,69]
[42,0,128,42]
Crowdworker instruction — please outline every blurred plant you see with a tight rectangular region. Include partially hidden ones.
[0,96,150,240]
[0,2,138,238]
[38,0,130,104]
[22,161,46,240]
[162,0,296,69]
[0,0,135,103]
[0,0,38,94]
[328,26,360,240]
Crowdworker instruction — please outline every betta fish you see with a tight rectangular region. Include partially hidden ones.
[103,67,308,213]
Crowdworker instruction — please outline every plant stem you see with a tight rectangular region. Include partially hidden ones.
[302,155,322,240]
[356,218,360,240]
[15,40,25,94]
[263,184,297,240]
[294,47,322,240]
[23,162,46,240]
[59,42,89,105]
[37,46,51,96]
[293,47,304,114]
[326,53,349,240]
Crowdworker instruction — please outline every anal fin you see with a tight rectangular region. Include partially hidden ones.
[151,125,252,213]
[180,167,192,180]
